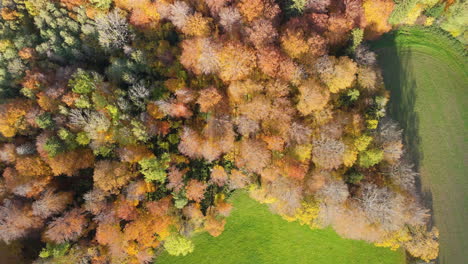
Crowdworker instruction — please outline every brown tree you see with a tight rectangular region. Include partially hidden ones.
[186,180,208,203]
[297,79,330,115]
[94,161,136,194]
[197,87,222,113]
[32,189,73,219]
[217,42,256,82]
[0,200,43,243]
[235,139,271,174]
[43,209,87,243]
[46,149,95,176]
[210,165,228,186]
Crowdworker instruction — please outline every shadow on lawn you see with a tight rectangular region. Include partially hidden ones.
[373,34,438,263]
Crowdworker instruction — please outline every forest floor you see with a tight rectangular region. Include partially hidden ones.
[372,26,468,264]
[155,191,405,264]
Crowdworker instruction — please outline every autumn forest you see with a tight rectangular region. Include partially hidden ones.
[1,0,460,263]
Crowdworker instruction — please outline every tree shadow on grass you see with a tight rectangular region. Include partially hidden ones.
[373,33,438,262]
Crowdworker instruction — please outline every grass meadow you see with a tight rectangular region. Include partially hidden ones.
[156,191,405,264]
[373,26,468,264]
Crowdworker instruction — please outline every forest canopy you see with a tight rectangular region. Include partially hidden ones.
[0,0,443,263]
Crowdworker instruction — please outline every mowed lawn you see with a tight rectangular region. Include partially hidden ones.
[156,191,405,264]
[373,27,468,264]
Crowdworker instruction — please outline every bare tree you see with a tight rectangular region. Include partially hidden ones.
[384,157,418,191]
[355,45,377,66]
[358,183,406,231]
[0,199,43,243]
[312,136,345,169]
[96,9,131,50]
[32,188,73,219]
[317,179,349,204]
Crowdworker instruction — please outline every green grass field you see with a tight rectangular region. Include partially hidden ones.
[373,26,468,264]
[156,191,405,264]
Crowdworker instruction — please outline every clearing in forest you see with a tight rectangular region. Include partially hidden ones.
[156,191,405,264]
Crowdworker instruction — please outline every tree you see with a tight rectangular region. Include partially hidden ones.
[204,0,231,14]
[163,235,194,256]
[178,127,203,159]
[312,137,345,170]
[359,184,406,231]
[32,189,73,219]
[168,1,193,29]
[315,56,358,93]
[215,201,233,217]
[351,28,364,51]
[382,140,403,164]
[264,176,303,217]
[117,145,153,163]
[363,0,395,39]
[357,66,379,91]
[46,149,95,176]
[217,42,256,82]
[355,45,377,66]
[297,79,330,115]
[43,136,65,157]
[0,99,32,137]
[114,197,138,221]
[180,37,220,75]
[237,0,264,22]
[238,95,272,122]
[235,139,271,174]
[317,180,349,204]
[219,7,241,32]
[83,188,108,216]
[307,0,331,12]
[404,226,439,262]
[43,209,87,243]
[126,180,152,202]
[246,19,278,48]
[204,213,226,237]
[229,169,250,189]
[38,242,71,259]
[15,156,51,178]
[69,69,96,94]
[359,148,384,168]
[325,14,354,46]
[440,2,468,44]
[186,179,207,203]
[228,79,263,104]
[155,99,193,119]
[138,154,171,183]
[127,1,160,28]
[210,165,228,186]
[94,161,136,194]
[36,113,55,129]
[0,199,43,243]
[281,29,309,59]
[345,0,366,28]
[89,0,112,9]
[166,167,185,192]
[384,158,418,191]
[0,144,17,164]
[96,9,131,49]
[15,143,36,156]
[182,13,211,37]
[196,87,222,113]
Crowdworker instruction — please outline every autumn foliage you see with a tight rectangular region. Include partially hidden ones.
[0,0,439,263]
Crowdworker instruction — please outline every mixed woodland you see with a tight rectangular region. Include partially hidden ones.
[0,0,463,263]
